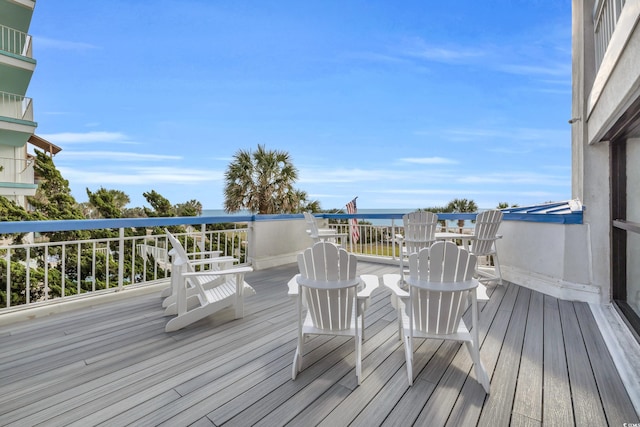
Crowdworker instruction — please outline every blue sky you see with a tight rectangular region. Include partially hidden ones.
[29,1,572,211]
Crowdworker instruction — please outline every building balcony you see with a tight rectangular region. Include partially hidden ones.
[0,90,33,122]
[0,211,639,423]
[0,90,36,147]
[587,0,640,143]
[0,0,35,35]
[0,150,35,198]
[0,25,35,96]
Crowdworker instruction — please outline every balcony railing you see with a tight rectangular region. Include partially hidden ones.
[0,24,31,58]
[0,91,34,122]
[594,0,627,71]
[0,154,34,184]
[0,217,250,311]
[0,207,584,313]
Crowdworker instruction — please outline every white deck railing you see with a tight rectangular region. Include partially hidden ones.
[594,0,627,71]
[1,209,584,313]
[0,220,249,311]
[0,24,31,58]
[0,91,34,122]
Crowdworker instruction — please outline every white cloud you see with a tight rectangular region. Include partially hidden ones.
[61,151,181,161]
[58,166,222,185]
[406,46,485,62]
[496,62,571,77]
[436,127,569,144]
[34,36,98,51]
[457,172,568,186]
[299,167,425,183]
[38,131,136,145]
[399,157,458,165]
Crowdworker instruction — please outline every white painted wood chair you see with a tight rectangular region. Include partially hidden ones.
[290,241,378,385]
[303,211,348,245]
[467,209,503,286]
[396,211,439,281]
[393,211,439,337]
[162,231,237,313]
[383,241,490,392]
[164,231,254,332]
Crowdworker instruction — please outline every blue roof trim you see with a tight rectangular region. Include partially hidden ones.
[500,200,583,224]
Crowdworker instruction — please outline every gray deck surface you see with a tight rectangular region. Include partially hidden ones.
[0,261,638,426]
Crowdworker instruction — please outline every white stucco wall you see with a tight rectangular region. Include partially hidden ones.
[248,217,314,270]
[497,220,602,303]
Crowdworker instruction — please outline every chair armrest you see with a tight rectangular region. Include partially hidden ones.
[287,274,300,296]
[185,250,224,258]
[185,257,238,266]
[357,275,379,299]
[181,266,253,277]
[382,274,409,299]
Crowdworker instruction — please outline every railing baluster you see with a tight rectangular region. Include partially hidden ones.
[6,249,11,308]
[26,247,31,304]
[62,243,66,298]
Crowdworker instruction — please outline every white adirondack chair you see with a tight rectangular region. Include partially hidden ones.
[303,212,348,245]
[290,241,378,385]
[383,241,490,393]
[162,231,238,313]
[396,211,439,281]
[467,209,503,286]
[393,211,439,338]
[164,231,254,332]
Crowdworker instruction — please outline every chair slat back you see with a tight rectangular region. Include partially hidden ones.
[303,212,320,239]
[166,231,211,302]
[403,211,438,254]
[297,242,358,331]
[408,241,477,335]
[166,231,192,272]
[472,210,503,256]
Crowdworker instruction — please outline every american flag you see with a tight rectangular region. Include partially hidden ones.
[346,197,359,243]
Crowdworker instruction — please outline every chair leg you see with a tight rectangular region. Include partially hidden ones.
[403,335,414,386]
[292,339,303,380]
[464,341,490,393]
[493,253,503,285]
[355,333,362,385]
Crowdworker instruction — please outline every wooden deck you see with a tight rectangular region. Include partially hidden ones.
[0,261,638,426]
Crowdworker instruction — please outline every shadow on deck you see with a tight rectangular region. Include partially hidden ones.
[0,262,638,426]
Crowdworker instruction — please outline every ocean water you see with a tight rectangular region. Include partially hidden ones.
[201,208,473,228]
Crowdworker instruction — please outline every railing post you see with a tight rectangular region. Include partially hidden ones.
[118,227,124,291]
[5,249,11,308]
[391,219,397,260]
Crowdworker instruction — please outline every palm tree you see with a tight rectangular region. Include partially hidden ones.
[224,145,303,214]
[446,198,478,232]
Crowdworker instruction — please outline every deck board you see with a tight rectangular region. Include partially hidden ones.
[559,299,608,426]
[543,295,574,426]
[476,287,530,426]
[0,261,638,426]
[573,302,639,425]
[511,290,544,424]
